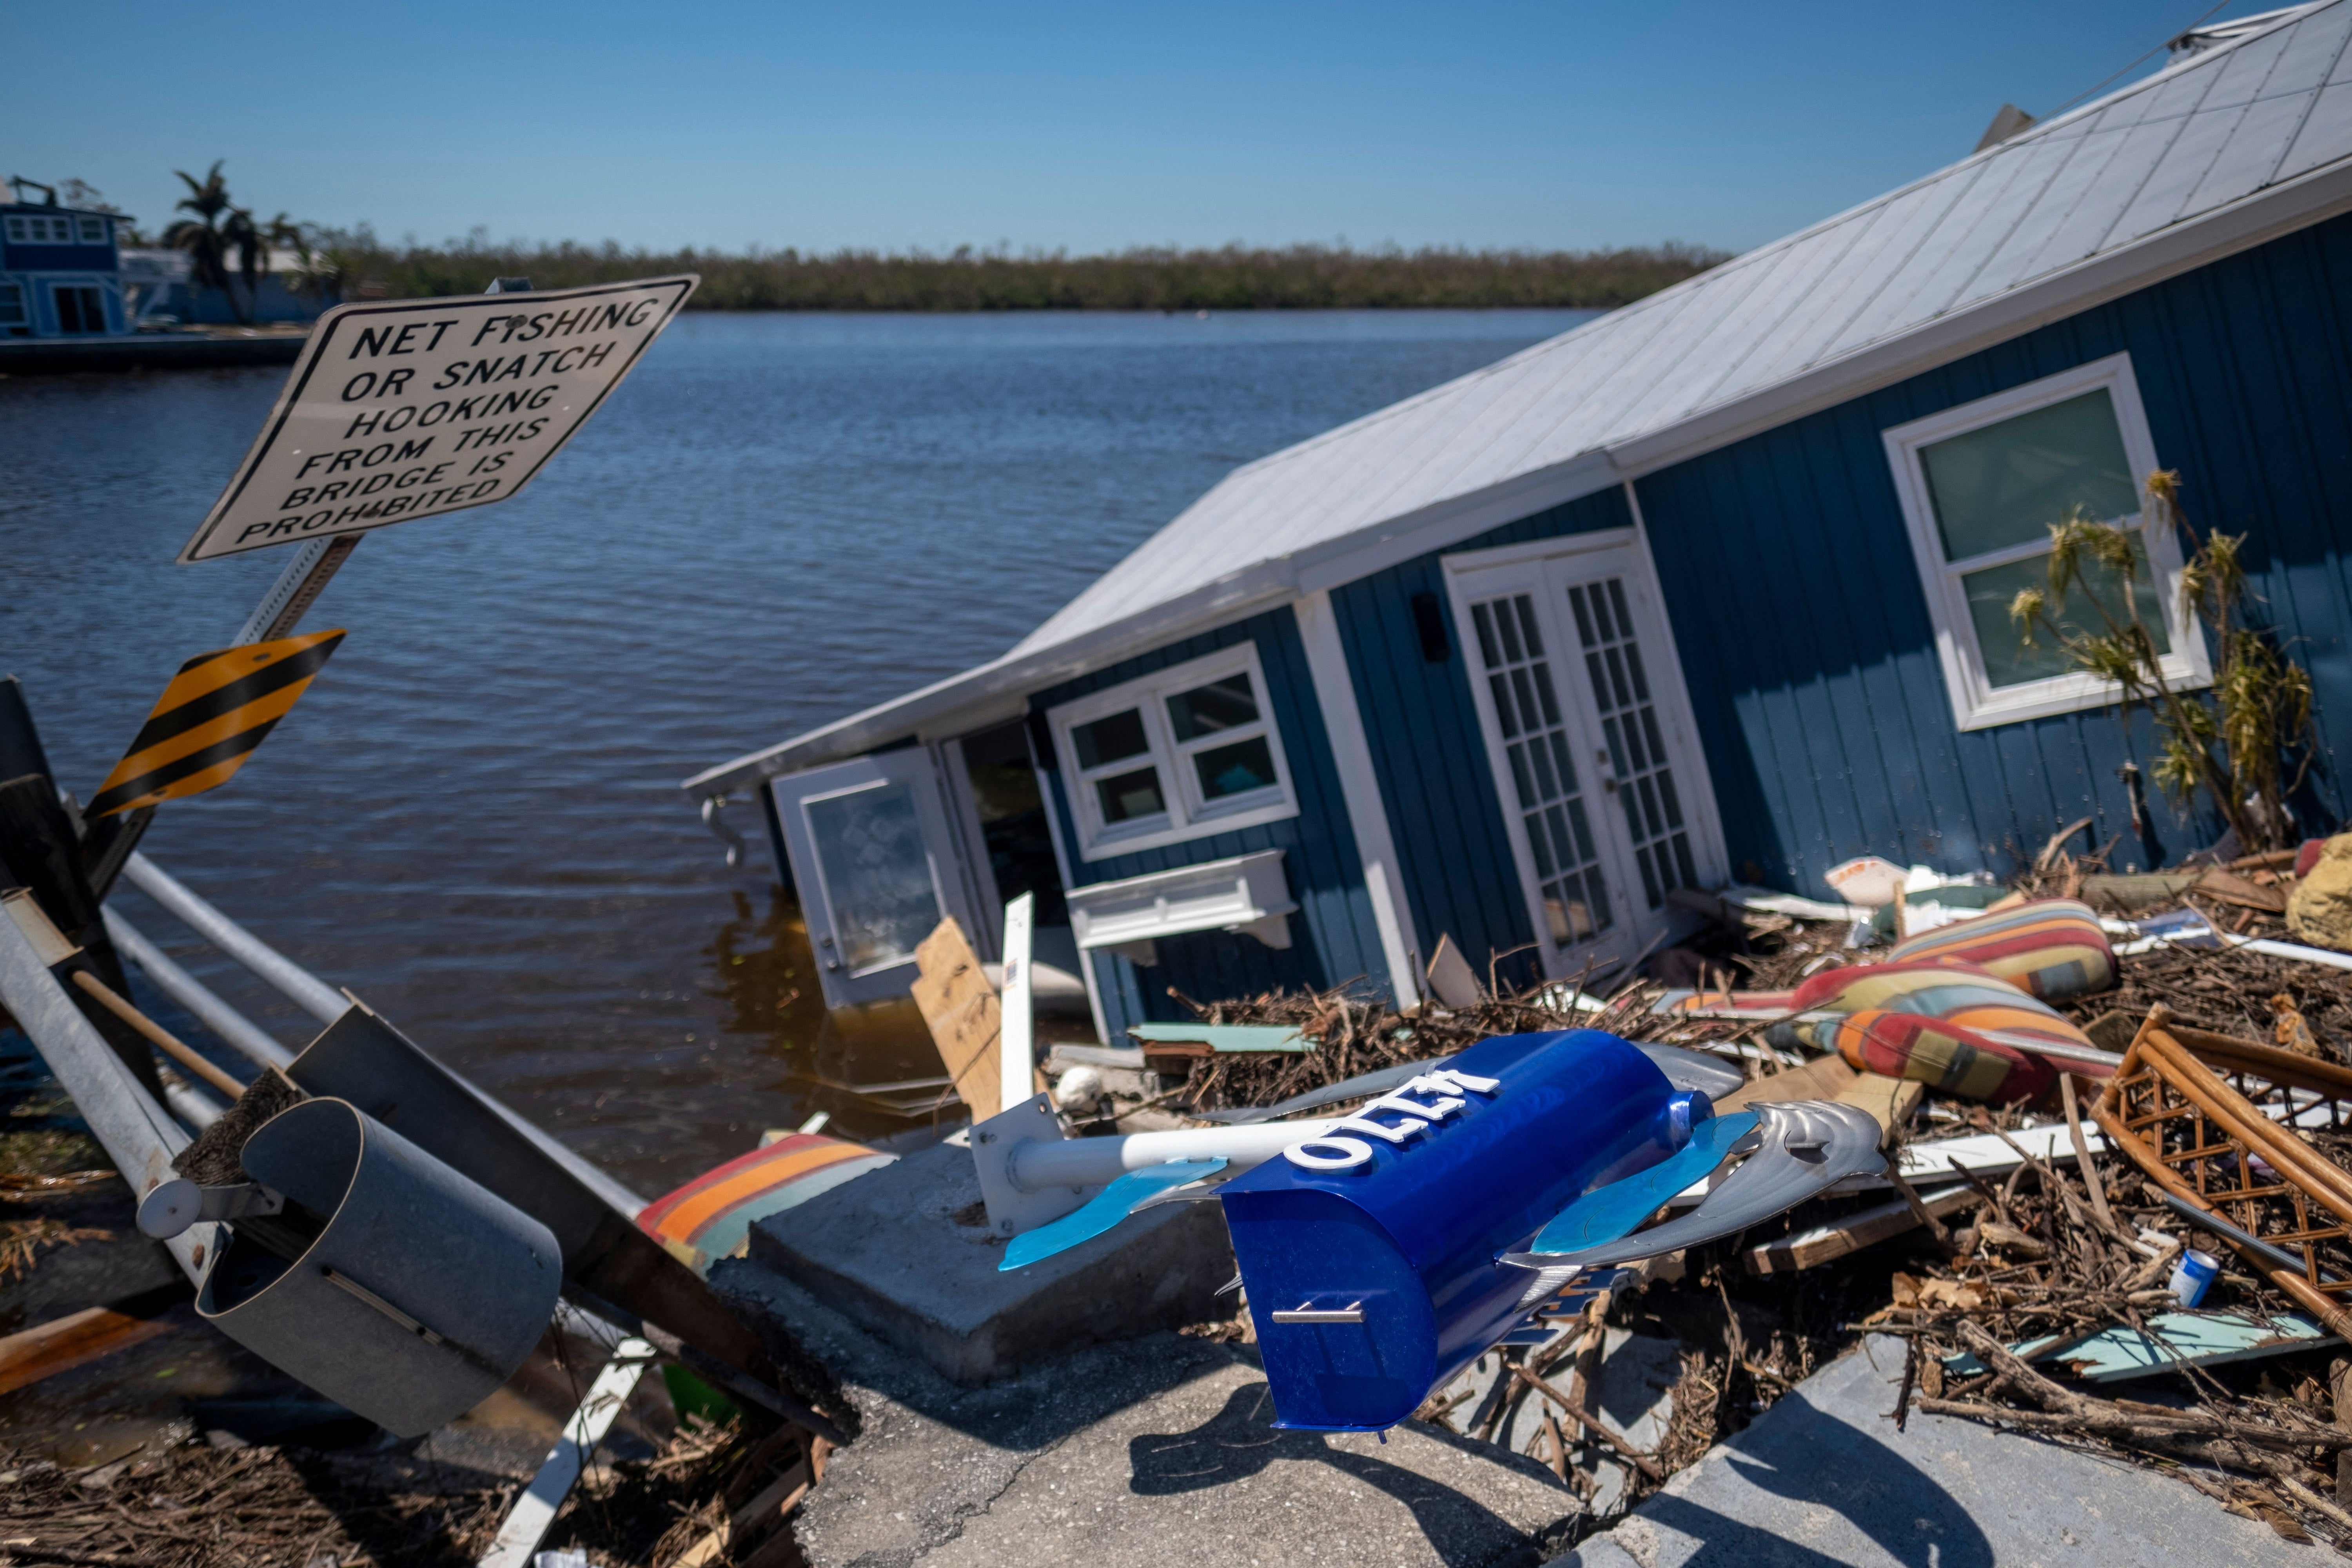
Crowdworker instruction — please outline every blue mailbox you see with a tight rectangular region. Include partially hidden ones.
[1220,1029,1694,1430]
[976,1027,1885,1434]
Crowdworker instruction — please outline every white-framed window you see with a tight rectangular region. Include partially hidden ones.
[1884,353,2209,731]
[0,283,24,326]
[77,216,107,244]
[1046,644,1299,860]
[5,214,80,244]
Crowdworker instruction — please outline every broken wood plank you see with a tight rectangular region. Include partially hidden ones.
[0,1303,173,1395]
[1717,1053,1857,1112]
[1125,1024,1314,1055]
[1424,933,1485,1009]
[1942,1311,2333,1384]
[1744,1184,1983,1274]
[2197,866,2289,914]
[1834,1071,1924,1141]
[909,918,999,1116]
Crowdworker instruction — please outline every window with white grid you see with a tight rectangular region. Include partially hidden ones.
[1567,577,1697,912]
[1468,592,1612,946]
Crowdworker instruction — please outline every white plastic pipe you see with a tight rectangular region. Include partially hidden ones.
[122,852,347,1023]
[1008,1118,1345,1192]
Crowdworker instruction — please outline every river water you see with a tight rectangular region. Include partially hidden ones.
[2,308,1596,1196]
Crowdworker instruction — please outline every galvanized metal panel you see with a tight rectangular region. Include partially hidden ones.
[2108,98,2248,244]
[1906,125,2087,319]
[1814,164,1997,359]
[2191,90,2323,209]
[2024,113,2202,272]
[2201,20,2301,109]
[1966,121,2134,301]
[2259,4,2352,98]
[1714,188,1947,401]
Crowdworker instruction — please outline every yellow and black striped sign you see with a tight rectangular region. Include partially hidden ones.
[87,631,346,818]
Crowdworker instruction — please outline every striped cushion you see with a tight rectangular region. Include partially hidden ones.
[1885,898,2112,1002]
[1775,959,2096,1102]
[637,1132,895,1275]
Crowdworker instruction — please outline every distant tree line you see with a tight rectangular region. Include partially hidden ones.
[38,162,1731,310]
[318,232,1730,311]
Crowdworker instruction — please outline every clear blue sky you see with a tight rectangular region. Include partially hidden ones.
[10,1,2274,257]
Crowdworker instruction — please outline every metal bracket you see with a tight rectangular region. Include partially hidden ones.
[137,1178,285,1239]
[968,1093,1084,1236]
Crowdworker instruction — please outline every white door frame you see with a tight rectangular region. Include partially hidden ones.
[1440,522,1726,979]
[769,748,978,1008]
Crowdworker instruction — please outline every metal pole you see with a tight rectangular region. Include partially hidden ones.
[120,853,347,1023]
[102,907,296,1070]
[234,534,361,646]
[0,911,211,1283]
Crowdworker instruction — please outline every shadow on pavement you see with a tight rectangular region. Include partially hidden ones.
[1132,1379,1561,1568]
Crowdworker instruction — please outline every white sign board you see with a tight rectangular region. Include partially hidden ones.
[178,275,697,562]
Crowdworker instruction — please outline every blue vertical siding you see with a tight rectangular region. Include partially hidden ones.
[1030,607,1386,1038]
[1632,211,2352,893]
[1325,212,2352,935]
[1330,488,1634,987]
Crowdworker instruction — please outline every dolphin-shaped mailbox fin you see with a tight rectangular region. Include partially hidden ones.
[971,1030,1887,1431]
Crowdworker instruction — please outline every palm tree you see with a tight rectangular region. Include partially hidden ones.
[163,162,257,325]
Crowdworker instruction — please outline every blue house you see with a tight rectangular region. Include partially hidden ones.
[1,181,129,338]
[689,3,2352,1041]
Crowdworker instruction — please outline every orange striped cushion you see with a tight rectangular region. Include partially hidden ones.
[1780,959,2094,1102]
[1886,898,2112,1001]
[637,1133,893,1274]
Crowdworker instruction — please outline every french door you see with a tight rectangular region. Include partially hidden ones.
[1446,535,1721,977]
[769,749,978,1007]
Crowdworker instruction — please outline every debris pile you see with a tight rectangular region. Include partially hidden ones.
[0,1409,813,1568]
[1113,838,2352,1547]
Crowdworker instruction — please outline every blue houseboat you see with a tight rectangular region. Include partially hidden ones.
[689,2,2352,1040]
[1,181,128,338]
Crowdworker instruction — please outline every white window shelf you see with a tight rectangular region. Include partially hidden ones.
[1065,849,1297,966]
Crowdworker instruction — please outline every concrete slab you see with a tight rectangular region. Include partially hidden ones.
[1550,1334,2310,1568]
[743,1134,1235,1385]
[1435,1327,1684,1516]
[712,1258,1585,1568]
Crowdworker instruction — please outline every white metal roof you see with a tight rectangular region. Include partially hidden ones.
[691,1,2352,794]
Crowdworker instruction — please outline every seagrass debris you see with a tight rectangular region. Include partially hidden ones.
[0,1409,808,1568]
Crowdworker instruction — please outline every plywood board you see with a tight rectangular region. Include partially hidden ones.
[0,1304,171,1395]
[1746,1185,1983,1275]
[1835,1071,1926,1140]
[1716,1054,1857,1112]
[1425,933,1485,1009]
[910,918,998,1115]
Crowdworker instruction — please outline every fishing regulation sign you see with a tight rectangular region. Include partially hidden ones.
[178,275,697,562]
